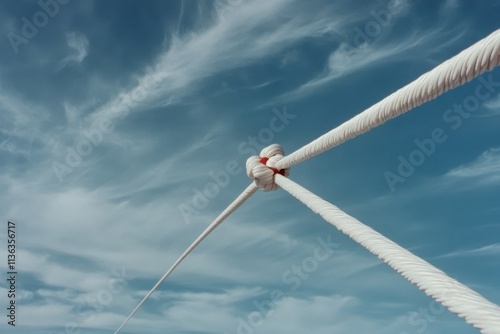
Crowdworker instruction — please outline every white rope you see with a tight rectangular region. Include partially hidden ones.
[273,173,500,334]
[114,183,258,334]
[115,29,500,333]
[275,29,500,170]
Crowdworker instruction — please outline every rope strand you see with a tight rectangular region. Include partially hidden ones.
[275,29,500,170]
[114,183,258,334]
[274,174,500,334]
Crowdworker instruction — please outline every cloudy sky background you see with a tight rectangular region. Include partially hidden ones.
[0,0,499,333]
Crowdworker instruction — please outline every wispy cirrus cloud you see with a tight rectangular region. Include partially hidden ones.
[0,87,52,160]
[264,15,469,106]
[445,148,500,183]
[483,93,500,115]
[88,0,349,124]
[437,243,500,258]
[59,32,89,70]
[0,139,30,156]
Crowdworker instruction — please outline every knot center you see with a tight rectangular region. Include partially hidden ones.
[246,144,289,191]
[259,157,286,176]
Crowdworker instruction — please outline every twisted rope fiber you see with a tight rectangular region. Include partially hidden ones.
[275,29,500,170]
[273,173,500,334]
[114,183,258,334]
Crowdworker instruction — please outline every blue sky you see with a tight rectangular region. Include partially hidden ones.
[0,0,499,333]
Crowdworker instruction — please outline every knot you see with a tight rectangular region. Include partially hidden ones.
[246,144,290,191]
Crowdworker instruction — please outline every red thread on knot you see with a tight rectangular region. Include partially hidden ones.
[259,157,285,176]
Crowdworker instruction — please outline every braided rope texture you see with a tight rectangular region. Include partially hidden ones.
[276,29,500,170]
[275,174,500,334]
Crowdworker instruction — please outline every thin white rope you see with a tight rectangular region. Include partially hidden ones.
[114,183,258,334]
[274,173,500,334]
[275,29,500,170]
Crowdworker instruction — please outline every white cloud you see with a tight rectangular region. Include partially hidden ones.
[67,32,89,62]
[0,287,33,302]
[484,93,500,113]
[437,243,500,258]
[265,20,468,106]
[257,295,357,334]
[115,289,403,334]
[0,87,52,158]
[87,0,348,125]
[62,101,83,126]
[0,88,49,136]
[0,171,406,333]
[445,148,500,183]
[0,139,30,156]
[15,249,113,292]
[59,32,89,69]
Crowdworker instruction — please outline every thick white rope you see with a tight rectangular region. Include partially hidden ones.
[273,173,500,334]
[114,183,258,334]
[275,29,500,170]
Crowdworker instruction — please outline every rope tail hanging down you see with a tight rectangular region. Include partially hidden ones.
[114,183,258,334]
